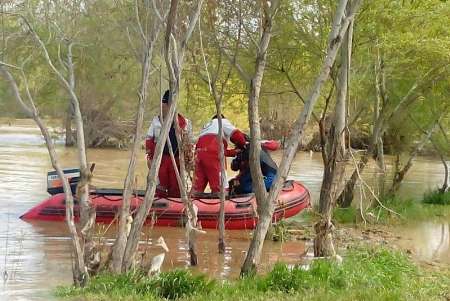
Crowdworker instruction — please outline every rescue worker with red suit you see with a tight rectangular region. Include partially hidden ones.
[145,90,192,197]
[193,115,246,194]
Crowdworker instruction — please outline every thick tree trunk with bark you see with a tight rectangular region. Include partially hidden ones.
[315,14,353,257]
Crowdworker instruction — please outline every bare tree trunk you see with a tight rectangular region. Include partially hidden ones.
[315,13,353,257]
[240,1,278,276]
[64,44,96,273]
[121,0,203,271]
[110,1,163,274]
[4,13,97,282]
[389,118,441,195]
[240,0,362,276]
[438,152,449,193]
[216,103,226,254]
[337,63,448,207]
[437,124,450,193]
[374,45,386,171]
[165,0,204,266]
[65,102,75,146]
[337,154,369,207]
[0,65,88,286]
[20,17,96,277]
[198,12,237,254]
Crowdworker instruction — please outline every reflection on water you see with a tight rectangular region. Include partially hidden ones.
[0,119,449,300]
[395,222,450,263]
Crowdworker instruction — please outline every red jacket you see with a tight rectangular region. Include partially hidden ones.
[196,118,246,157]
[145,114,189,160]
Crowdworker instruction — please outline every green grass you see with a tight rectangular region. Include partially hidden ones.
[369,196,450,224]
[327,192,450,225]
[55,247,450,301]
[333,207,358,224]
[422,189,450,205]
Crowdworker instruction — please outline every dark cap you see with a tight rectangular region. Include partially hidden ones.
[162,90,170,104]
[212,114,225,120]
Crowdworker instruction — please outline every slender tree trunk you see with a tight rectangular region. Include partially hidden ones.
[337,64,446,207]
[65,44,96,273]
[121,0,202,271]
[165,0,204,265]
[389,118,441,195]
[215,103,226,254]
[240,1,277,276]
[0,65,88,286]
[315,15,353,257]
[438,153,449,193]
[65,103,75,146]
[337,154,369,207]
[198,11,233,254]
[19,18,97,276]
[110,35,159,273]
[374,45,386,171]
[241,0,362,276]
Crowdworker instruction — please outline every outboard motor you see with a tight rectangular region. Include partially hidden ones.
[47,168,80,195]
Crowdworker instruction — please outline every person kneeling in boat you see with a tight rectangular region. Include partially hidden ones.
[192,115,246,194]
[229,140,279,195]
[145,90,193,197]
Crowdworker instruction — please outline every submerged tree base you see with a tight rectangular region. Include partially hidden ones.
[56,246,450,301]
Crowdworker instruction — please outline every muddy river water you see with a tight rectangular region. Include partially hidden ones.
[0,120,448,300]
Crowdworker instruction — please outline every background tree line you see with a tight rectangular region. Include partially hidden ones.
[1,0,448,152]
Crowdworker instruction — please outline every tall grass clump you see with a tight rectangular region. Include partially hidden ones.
[56,269,214,300]
[150,269,215,300]
[422,189,450,205]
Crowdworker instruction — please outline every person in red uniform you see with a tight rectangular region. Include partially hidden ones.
[145,90,192,197]
[192,115,246,194]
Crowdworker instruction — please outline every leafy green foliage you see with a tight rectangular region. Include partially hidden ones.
[2,0,449,149]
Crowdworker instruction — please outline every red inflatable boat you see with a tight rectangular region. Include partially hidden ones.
[21,171,310,230]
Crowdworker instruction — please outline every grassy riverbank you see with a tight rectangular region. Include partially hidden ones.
[56,246,449,301]
[55,192,450,301]
[332,190,450,225]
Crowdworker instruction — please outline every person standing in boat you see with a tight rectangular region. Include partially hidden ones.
[145,90,193,197]
[192,114,246,194]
